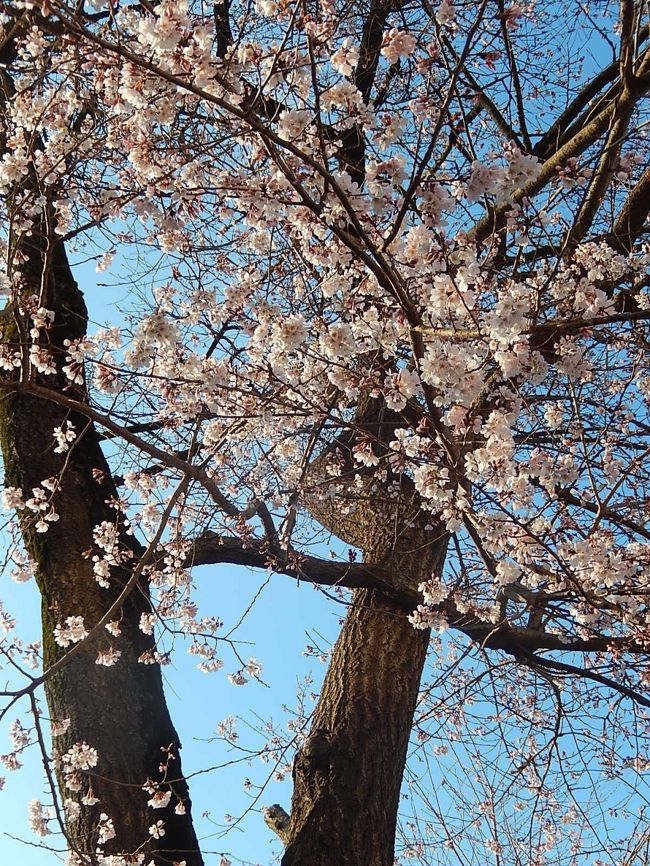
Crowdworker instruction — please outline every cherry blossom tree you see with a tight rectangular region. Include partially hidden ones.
[1,0,650,865]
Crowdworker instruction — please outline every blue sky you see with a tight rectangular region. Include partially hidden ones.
[0,251,342,866]
[0,549,339,865]
[1,209,646,866]
[0,7,644,862]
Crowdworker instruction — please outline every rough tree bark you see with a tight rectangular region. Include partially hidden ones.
[0,32,202,862]
[0,224,203,866]
[280,583,438,866]
[280,401,448,866]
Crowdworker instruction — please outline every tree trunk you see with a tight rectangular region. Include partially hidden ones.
[0,235,203,863]
[285,433,448,866]
[281,586,431,866]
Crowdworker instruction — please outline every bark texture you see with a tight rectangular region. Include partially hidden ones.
[281,587,432,866]
[282,401,448,866]
[0,235,203,862]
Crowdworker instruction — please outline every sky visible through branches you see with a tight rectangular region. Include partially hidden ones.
[1,259,342,866]
[1,0,650,865]
[1,248,646,863]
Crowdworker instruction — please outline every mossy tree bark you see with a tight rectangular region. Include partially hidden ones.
[0,228,204,866]
[0,33,203,857]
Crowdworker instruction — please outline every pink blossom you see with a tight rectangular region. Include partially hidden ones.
[381,29,417,65]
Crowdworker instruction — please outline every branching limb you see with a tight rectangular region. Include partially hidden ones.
[188,532,650,658]
[607,164,650,253]
[565,5,650,250]
[473,47,650,245]
[533,21,649,159]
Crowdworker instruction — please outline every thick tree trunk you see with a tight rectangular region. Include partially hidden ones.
[0,238,203,863]
[286,436,448,866]
[281,586,431,866]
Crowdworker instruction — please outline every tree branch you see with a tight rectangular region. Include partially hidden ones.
[564,10,650,250]
[213,0,232,60]
[607,165,650,254]
[517,650,650,709]
[533,22,649,159]
[187,532,650,658]
[472,52,650,245]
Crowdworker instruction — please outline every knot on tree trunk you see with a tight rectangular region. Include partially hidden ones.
[263,804,291,844]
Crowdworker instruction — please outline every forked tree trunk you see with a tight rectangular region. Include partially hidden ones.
[0,237,203,863]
